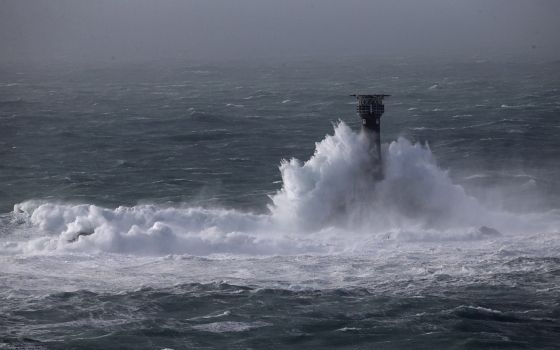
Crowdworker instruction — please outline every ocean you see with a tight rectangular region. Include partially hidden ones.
[1,58,560,349]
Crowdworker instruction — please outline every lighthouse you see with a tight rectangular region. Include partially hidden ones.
[351,94,389,178]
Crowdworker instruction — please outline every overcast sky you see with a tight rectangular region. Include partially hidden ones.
[1,0,559,64]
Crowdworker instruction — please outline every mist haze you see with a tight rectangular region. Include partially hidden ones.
[3,1,560,349]
[2,0,559,64]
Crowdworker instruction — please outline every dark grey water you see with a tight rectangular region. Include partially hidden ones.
[1,59,560,349]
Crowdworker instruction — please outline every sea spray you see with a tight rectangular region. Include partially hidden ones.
[6,122,559,256]
[269,122,487,232]
[10,202,277,255]
[269,122,380,231]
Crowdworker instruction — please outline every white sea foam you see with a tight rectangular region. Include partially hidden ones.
[4,122,560,256]
[192,321,271,333]
[9,202,291,255]
[269,122,495,233]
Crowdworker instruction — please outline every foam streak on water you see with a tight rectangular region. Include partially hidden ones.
[2,61,560,349]
[3,123,558,258]
[2,123,560,349]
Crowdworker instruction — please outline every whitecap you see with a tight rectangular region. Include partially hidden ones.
[192,321,271,333]
[6,122,560,257]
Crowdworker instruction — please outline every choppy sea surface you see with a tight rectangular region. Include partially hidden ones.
[1,59,560,349]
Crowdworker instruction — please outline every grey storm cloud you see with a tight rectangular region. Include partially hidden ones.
[1,0,559,63]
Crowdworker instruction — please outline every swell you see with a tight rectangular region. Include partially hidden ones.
[2,122,559,256]
[3,280,559,349]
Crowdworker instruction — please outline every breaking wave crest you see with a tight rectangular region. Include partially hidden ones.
[4,122,558,256]
[270,122,486,231]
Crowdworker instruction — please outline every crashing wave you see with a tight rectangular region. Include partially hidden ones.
[4,122,558,256]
